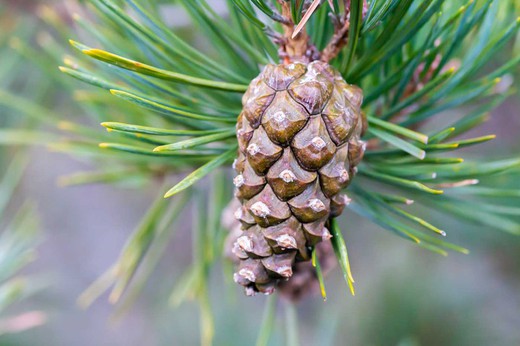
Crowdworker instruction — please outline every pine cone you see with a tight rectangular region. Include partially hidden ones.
[231,61,365,296]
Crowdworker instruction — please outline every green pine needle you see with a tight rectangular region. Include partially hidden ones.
[164,148,236,198]
[71,41,248,92]
[312,247,328,301]
[329,219,355,296]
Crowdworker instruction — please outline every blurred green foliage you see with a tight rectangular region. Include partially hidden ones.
[0,4,46,337]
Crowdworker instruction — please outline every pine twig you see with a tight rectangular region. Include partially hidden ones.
[321,0,352,62]
[321,14,350,62]
[276,0,319,63]
[267,1,291,25]
[321,0,368,62]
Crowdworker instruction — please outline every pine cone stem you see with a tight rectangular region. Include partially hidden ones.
[276,1,318,63]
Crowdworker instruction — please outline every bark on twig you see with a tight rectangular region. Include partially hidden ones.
[276,1,319,63]
[320,18,351,62]
[321,0,369,62]
[267,1,292,25]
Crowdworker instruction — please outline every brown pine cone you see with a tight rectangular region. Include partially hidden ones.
[231,61,365,296]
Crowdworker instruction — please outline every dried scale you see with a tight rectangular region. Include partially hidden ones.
[224,198,337,301]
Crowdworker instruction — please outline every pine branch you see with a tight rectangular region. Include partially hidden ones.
[2,0,519,329]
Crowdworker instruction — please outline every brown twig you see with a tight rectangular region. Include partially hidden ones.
[266,1,292,25]
[275,1,319,64]
[273,0,371,64]
[320,15,351,62]
[321,0,369,62]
